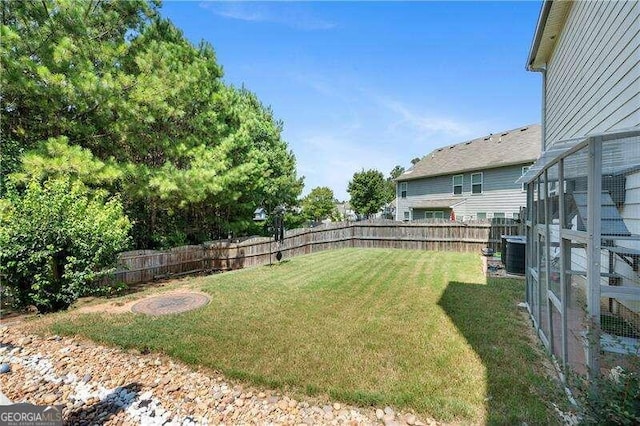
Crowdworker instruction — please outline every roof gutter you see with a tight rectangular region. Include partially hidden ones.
[526,0,553,71]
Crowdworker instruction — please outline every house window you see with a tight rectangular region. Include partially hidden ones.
[403,211,410,221]
[424,211,443,219]
[452,175,463,195]
[521,166,530,191]
[477,212,487,220]
[471,172,483,194]
[400,182,407,198]
[493,212,505,218]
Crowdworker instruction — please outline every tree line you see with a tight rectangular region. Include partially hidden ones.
[302,165,407,223]
[0,1,302,311]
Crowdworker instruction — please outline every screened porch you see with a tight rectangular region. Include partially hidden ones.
[519,128,640,379]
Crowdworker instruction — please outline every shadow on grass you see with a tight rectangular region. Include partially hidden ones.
[438,278,561,424]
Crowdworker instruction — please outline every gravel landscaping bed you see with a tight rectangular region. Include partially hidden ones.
[0,326,436,425]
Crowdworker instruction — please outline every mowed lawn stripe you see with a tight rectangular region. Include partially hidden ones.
[45,248,560,423]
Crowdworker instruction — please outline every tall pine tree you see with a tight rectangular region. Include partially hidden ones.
[1,0,303,248]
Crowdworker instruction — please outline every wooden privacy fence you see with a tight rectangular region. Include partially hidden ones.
[113,219,521,285]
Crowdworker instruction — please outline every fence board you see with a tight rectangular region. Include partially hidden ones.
[111,220,520,285]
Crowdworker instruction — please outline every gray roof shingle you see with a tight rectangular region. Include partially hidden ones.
[398,124,541,181]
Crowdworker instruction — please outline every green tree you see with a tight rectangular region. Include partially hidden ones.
[284,209,306,230]
[385,165,405,202]
[347,169,388,218]
[1,0,303,248]
[0,178,131,312]
[389,165,405,179]
[302,186,336,222]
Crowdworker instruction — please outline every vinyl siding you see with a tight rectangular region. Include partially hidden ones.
[545,1,640,147]
[614,170,640,313]
[620,171,640,239]
[406,175,451,196]
[396,164,530,220]
[455,189,526,219]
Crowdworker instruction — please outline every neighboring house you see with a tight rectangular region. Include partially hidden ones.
[521,0,640,376]
[371,199,396,220]
[381,199,396,220]
[395,125,541,221]
[253,207,267,222]
[335,202,358,221]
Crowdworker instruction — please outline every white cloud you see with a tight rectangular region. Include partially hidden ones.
[363,91,475,140]
[277,72,488,200]
[383,100,471,137]
[291,76,476,141]
[199,2,336,31]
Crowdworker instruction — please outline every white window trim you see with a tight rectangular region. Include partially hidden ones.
[452,174,463,195]
[403,210,410,221]
[400,182,407,198]
[471,172,483,194]
[521,166,530,192]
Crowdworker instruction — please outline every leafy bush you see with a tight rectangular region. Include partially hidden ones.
[0,178,131,312]
[85,281,129,299]
[577,363,640,425]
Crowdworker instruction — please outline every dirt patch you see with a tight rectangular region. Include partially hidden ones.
[75,289,210,315]
[130,292,211,316]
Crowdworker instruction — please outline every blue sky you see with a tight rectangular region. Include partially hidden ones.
[161,1,543,200]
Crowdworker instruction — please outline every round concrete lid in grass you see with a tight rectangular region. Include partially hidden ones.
[131,293,210,316]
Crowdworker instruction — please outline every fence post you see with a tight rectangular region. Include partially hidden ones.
[350,222,355,248]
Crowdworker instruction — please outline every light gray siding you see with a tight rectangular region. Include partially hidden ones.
[621,170,640,243]
[454,189,526,220]
[542,0,640,317]
[545,1,640,147]
[406,175,451,196]
[396,164,530,221]
[614,170,640,314]
[483,166,528,191]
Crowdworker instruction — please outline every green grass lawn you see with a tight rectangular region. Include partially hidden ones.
[41,248,561,423]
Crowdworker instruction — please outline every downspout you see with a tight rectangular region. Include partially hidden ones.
[539,65,547,151]
[524,62,547,345]
[528,64,547,150]
[525,0,552,149]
